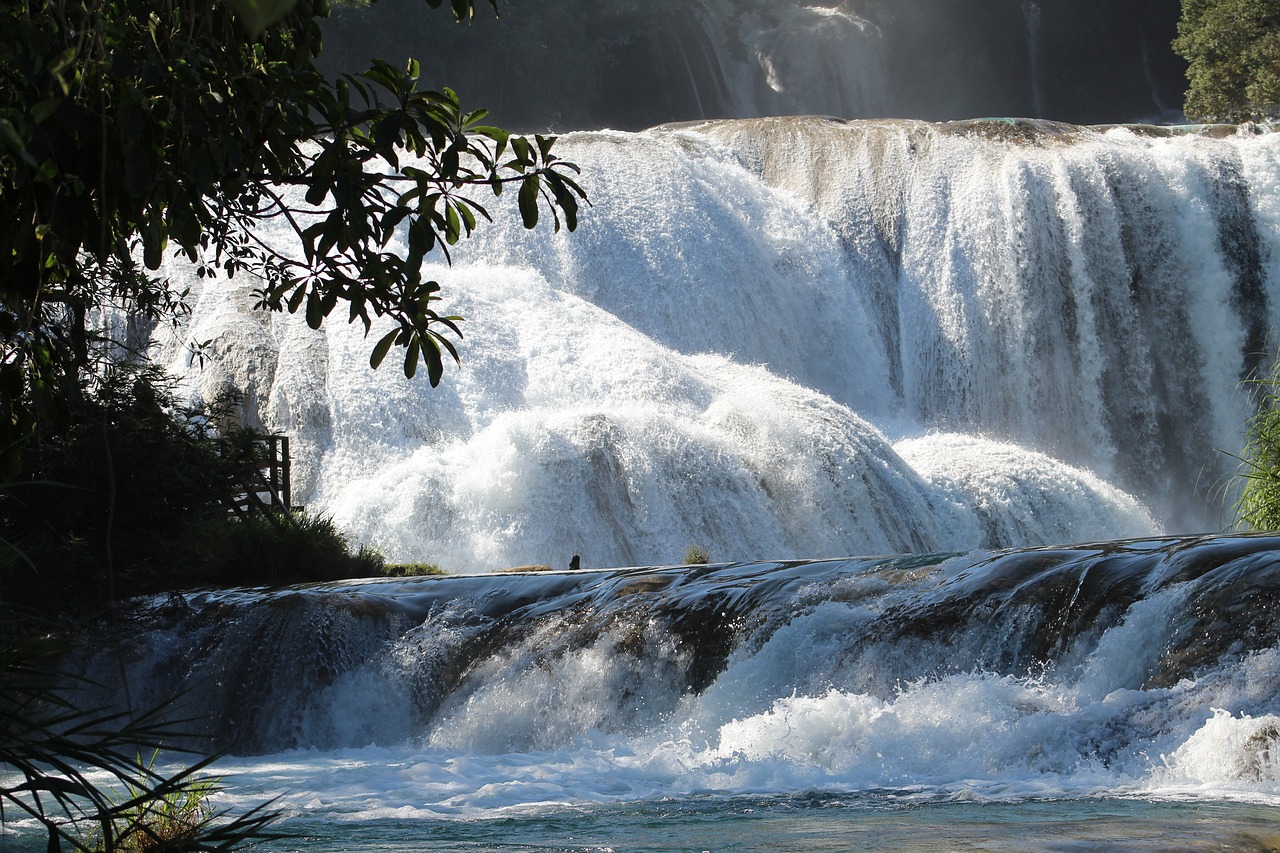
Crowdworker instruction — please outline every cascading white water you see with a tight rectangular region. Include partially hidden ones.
[684,119,1277,502]
[57,534,1280,829]
[155,118,1278,570]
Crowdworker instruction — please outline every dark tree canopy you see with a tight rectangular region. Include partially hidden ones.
[1175,0,1280,121]
[0,0,585,477]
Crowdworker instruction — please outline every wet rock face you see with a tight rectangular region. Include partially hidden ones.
[318,0,1186,132]
[875,0,1185,124]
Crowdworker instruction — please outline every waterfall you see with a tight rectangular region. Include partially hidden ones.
[683,118,1277,528]
[155,118,1277,570]
[50,117,1280,852]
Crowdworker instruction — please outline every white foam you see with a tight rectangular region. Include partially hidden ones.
[204,661,1280,822]
[895,433,1159,547]
[151,121,1280,566]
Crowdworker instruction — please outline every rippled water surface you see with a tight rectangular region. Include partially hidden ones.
[241,796,1280,852]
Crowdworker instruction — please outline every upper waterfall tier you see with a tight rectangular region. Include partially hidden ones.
[156,118,1278,568]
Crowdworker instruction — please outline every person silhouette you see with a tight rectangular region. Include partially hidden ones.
[569,554,581,570]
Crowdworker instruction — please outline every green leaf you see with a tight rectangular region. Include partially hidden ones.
[305,291,323,329]
[510,136,532,168]
[404,336,420,378]
[518,175,540,229]
[287,283,308,313]
[471,125,509,154]
[445,203,461,244]
[458,202,477,233]
[436,326,462,361]
[31,98,61,124]
[425,336,445,386]
[142,208,166,270]
[369,328,399,369]
[316,210,344,258]
[549,174,581,232]
[0,117,36,166]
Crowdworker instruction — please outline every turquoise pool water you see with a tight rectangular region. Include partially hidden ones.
[251,796,1280,852]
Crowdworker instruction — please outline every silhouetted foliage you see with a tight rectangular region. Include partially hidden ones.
[0,0,585,477]
[0,364,388,616]
[1,1,576,848]
[0,632,282,851]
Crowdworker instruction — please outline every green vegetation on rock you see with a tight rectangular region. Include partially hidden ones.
[1236,357,1280,531]
[683,545,711,566]
[383,562,446,577]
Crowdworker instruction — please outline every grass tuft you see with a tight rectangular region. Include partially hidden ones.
[1236,357,1280,531]
[97,752,215,852]
[683,545,711,565]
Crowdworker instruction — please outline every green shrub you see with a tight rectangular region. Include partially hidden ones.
[1174,0,1280,123]
[180,511,386,588]
[0,364,243,613]
[0,365,387,613]
[382,562,446,577]
[684,545,711,565]
[97,752,216,852]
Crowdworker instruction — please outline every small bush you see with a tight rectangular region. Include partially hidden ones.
[0,364,250,611]
[0,361,392,608]
[180,511,386,588]
[684,545,711,565]
[382,562,445,577]
[99,753,215,852]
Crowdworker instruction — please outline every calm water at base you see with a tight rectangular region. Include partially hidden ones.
[257,797,1280,852]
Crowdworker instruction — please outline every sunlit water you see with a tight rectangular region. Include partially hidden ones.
[6,537,1275,850]
[152,119,1280,570]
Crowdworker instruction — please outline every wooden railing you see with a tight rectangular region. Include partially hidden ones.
[226,433,294,517]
